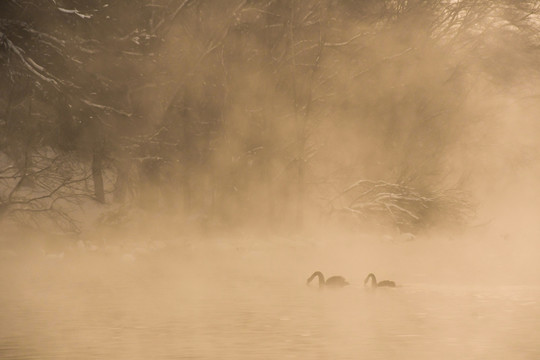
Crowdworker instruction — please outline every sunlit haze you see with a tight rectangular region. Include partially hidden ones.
[1,1,540,359]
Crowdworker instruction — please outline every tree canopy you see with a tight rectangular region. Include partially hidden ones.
[2,0,539,235]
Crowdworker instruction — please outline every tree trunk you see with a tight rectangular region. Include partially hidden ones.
[113,160,128,203]
[92,148,105,203]
[289,0,305,230]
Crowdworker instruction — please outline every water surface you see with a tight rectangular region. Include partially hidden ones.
[1,252,539,359]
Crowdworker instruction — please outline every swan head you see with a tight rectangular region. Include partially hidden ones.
[306,271,325,287]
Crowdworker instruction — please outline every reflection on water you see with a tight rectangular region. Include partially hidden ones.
[1,254,539,360]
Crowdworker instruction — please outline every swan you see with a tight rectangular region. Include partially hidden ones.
[306,271,349,288]
[364,273,395,288]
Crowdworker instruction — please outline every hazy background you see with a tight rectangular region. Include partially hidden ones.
[2,0,540,237]
[1,1,540,359]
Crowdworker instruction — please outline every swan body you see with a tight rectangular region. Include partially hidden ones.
[364,273,395,288]
[307,271,349,288]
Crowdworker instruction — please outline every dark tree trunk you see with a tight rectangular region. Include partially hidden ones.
[113,159,129,203]
[92,148,105,203]
[181,92,192,214]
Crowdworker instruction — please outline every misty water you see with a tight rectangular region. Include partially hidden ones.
[1,239,539,360]
[5,1,540,359]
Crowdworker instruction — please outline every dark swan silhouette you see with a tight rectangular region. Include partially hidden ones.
[364,273,396,288]
[306,271,349,288]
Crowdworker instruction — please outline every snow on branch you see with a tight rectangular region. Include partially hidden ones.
[2,36,62,88]
[57,8,93,19]
[81,99,132,117]
[332,179,475,230]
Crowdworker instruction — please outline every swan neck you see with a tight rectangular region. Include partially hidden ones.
[307,271,325,287]
[316,272,325,287]
[365,273,377,287]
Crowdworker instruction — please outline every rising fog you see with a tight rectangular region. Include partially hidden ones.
[1,1,540,358]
